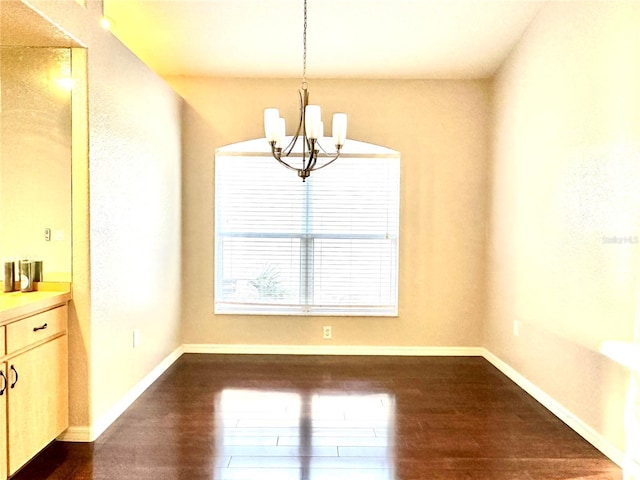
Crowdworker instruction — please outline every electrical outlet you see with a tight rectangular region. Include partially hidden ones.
[323,326,332,339]
[513,320,519,337]
[133,329,140,348]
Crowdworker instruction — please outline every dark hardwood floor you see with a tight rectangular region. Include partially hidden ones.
[14,354,622,479]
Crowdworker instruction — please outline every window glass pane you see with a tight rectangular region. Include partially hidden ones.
[216,156,305,235]
[218,237,301,305]
[310,158,400,237]
[313,238,397,307]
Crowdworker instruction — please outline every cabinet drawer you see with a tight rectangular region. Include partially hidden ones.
[6,306,67,354]
[0,326,4,355]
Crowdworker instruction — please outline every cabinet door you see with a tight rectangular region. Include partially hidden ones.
[7,335,68,476]
[0,363,6,480]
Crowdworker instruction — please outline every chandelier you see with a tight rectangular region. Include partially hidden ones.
[263,0,347,181]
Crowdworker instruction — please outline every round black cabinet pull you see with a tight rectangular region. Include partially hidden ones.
[10,365,18,389]
[33,323,48,332]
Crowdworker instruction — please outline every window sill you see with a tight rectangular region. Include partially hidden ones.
[214,303,398,317]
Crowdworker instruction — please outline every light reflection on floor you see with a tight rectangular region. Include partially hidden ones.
[213,389,395,479]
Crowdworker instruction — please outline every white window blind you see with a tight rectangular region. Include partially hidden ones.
[214,139,400,316]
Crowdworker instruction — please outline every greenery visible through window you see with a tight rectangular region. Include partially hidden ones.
[214,138,400,316]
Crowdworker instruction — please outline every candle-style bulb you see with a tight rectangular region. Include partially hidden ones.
[264,108,280,142]
[332,113,347,146]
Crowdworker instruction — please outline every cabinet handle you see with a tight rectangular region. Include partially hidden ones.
[0,371,6,395]
[33,323,48,332]
[10,365,18,389]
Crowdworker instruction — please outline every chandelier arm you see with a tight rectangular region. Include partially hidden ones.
[316,142,343,156]
[308,150,319,170]
[305,136,315,153]
[282,134,300,157]
[307,151,342,172]
[306,138,318,171]
[271,152,304,172]
[282,87,307,157]
[303,140,309,171]
[269,143,297,171]
[316,143,329,155]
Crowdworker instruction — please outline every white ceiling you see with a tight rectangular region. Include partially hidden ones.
[103,0,545,79]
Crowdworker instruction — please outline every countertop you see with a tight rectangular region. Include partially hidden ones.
[0,284,71,325]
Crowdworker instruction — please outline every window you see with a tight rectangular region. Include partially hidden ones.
[214,138,400,316]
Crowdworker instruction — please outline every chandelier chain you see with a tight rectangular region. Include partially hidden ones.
[302,0,307,84]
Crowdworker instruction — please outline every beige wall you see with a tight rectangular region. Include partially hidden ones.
[488,1,640,460]
[86,18,183,428]
[26,0,183,435]
[169,77,490,348]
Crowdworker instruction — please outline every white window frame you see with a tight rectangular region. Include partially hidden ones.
[214,138,400,317]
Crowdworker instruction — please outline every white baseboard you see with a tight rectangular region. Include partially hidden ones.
[59,345,184,442]
[481,348,637,474]
[184,343,485,356]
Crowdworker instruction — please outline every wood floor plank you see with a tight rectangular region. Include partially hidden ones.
[12,354,623,480]
[216,445,339,457]
[221,436,280,446]
[278,436,389,447]
[228,456,393,469]
[337,446,392,457]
